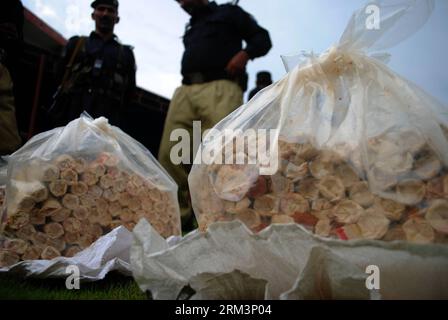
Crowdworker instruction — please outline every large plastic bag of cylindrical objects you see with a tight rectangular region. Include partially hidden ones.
[189,0,448,244]
[0,114,181,268]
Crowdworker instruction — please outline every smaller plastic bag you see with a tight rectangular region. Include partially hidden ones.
[0,114,181,268]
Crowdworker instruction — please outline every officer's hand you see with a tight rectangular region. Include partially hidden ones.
[226,50,249,77]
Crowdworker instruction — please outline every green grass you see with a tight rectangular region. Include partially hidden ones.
[0,272,147,300]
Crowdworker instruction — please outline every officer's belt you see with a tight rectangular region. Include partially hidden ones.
[182,70,231,85]
[65,87,123,99]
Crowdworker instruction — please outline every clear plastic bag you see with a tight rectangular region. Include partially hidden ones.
[0,159,6,225]
[0,114,181,268]
[189,0,448,244]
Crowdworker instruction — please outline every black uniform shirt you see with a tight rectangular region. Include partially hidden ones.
[57,32,136,125]
[0,0,24,43]
[0,0,24,70]
[62,32,136,96]
[181,2,272,77]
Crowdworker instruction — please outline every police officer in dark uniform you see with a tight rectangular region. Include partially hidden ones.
[51,0,136,127]
[159,0,272,225]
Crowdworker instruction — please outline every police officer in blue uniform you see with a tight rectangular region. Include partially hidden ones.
[51,0,136,127]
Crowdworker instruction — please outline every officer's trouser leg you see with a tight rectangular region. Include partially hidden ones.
[158,80,243,228]
[191,80,243,131]
[0,64,21,156]
[159,86,196,226]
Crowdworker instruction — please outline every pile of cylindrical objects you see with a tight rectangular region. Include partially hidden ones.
[196,131,448,244]
[0,152,180,268]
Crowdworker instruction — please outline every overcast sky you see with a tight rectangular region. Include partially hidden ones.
[23,0,447,105]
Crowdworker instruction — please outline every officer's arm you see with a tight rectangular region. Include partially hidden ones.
[125,47,137,100]
[231,6,272,60]
[55,36,79,84]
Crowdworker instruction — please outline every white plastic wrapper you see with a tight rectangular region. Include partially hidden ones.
[188,0,448,244]
[0,188,4,217]
[131,220,448,300]
[0,114,181,269]
[0,226,132,280]
[0,159,7,235]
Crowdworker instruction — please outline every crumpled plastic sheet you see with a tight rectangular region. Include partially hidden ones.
[0,226,133,281]
[0,222,182,281]
[131,220,448,300]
